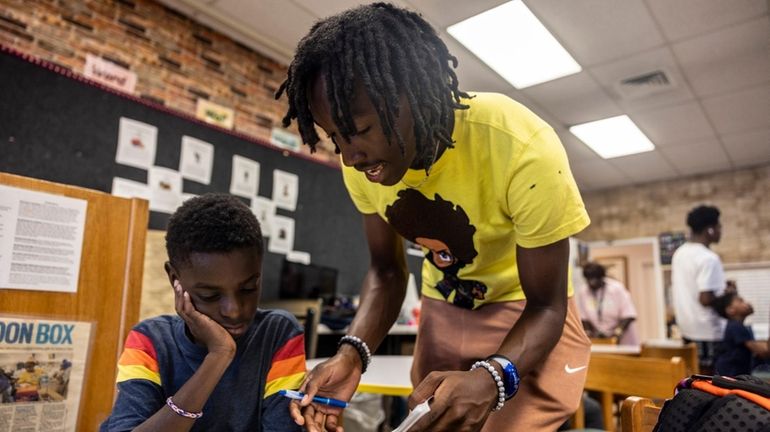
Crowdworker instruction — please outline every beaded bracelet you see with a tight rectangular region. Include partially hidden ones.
[338,335,372,374]
[470,360,506,412]
[487,355,520,400]
[166,396,203,419]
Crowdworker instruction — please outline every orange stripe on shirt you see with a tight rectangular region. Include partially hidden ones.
[272,334,305,362]
[124,330,157,360]
[118,347,159,373]
[266,354,306,383]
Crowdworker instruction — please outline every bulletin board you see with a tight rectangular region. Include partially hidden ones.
[0,46,380,299]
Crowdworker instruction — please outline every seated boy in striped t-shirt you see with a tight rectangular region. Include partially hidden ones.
[101,193,304,432]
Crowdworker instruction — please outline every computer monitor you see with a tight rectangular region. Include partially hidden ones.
[278,259,338,305]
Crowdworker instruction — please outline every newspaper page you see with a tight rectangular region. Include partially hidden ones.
[0,185,88,293]
[0,317,92,432]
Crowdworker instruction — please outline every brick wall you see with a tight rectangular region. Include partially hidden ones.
[579,163,770,264]
[0,0,338,163]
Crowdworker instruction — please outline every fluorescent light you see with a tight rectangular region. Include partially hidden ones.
[569,115,655,159]
[447,1,581,89]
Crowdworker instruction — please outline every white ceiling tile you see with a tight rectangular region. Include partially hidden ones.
[703,84,770,134]
[405,0,508,28]
[570,159,631,191]
[215,0,317,52]
[631,102,716,146]
[589,47,695,112]
[721,129,770,167]
[441,37,517,94]
[558,131,603,164]
[673,16,770,97]
[525,0,665,66]
[658,138,733,175]
[520,72,620,126]
[646,0,767,42]
[607,151,679,183]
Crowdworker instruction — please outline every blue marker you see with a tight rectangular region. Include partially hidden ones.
[279,389,349,409]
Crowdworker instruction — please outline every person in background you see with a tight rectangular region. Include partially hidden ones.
[277,3,591,431]
[712,292,770,376]
[100,194,304,432]
[52,359,72,397]
[15,358,43,387]
[671,205,735,375]
[577,262,639,345]
[0,368,13,403]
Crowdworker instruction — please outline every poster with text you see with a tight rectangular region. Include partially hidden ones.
[148,167,182,214]
[0,185,87,293]
[230,155,260,199]
[268,216,295,255]
[179,136,214,185]
[272,170,299,211]
[115,117,157,170]
[0,316,92,432]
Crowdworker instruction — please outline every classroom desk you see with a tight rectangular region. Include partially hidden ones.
[308,345,639,398]
[307,355,414,397]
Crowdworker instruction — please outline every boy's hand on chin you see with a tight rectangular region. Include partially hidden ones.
[174,280,236,357]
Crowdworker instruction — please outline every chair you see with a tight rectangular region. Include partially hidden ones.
[260,299,323,359]
[621,396,661,432]
[640,342,699,376]
[584,354,685,431]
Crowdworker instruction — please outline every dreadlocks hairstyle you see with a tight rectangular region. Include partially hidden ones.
[276,2,470,169]
[686,205,720,234]
[166,193,263,268]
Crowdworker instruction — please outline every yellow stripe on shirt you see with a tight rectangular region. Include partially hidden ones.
[117,364,161,386]
[264,371,305,398]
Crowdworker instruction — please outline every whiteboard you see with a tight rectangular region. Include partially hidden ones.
[725,263,770,327]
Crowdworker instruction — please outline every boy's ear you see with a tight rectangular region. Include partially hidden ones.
[164,261,178,287]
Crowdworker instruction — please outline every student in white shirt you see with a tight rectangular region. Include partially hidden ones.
[671,205,735,374]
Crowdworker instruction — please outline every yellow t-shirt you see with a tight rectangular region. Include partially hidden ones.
[342,92,590,309]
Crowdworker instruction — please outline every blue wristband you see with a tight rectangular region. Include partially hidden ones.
[487,355,520,400]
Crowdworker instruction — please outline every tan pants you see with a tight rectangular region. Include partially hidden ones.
[411,297,590,431]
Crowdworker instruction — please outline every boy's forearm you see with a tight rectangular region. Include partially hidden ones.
[133,351,233,432]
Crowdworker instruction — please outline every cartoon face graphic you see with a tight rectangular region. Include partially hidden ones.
[415,237,457,268]
[385,189,487,309]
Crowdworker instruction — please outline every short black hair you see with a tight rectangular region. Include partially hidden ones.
[276,2,470,168]
[166,193,263,268]
[582,262,606,280]
[712,292,737,319]
[686,205,720,234]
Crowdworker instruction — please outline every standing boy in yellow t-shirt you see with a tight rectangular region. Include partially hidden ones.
[277,4,591,431]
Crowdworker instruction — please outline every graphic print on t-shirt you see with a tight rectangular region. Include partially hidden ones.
[385,189,487,309]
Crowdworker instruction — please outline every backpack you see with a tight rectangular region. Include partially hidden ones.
[654,374,770,432]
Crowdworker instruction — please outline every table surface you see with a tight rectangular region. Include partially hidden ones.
[307,355,414,396]
[305,342,685,396]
